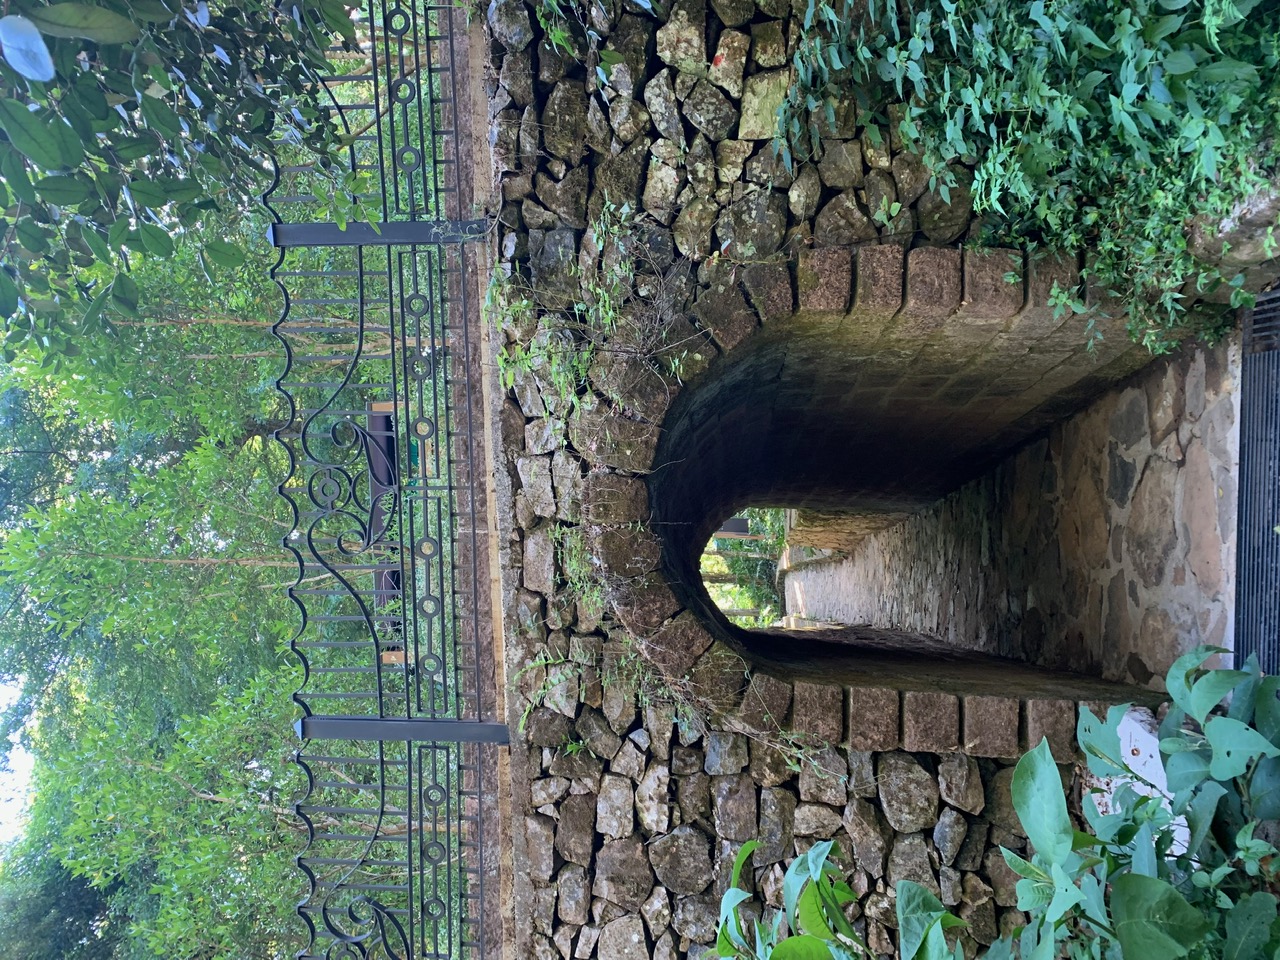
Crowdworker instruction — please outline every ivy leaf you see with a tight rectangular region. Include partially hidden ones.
[1110,874,1210,959]
[1223,892,1276,960]
[1204,716,1280,781]
[24,4,140,44]
[0,15,55,82]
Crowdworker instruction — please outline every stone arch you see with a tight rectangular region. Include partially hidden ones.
[578,242,1149,756]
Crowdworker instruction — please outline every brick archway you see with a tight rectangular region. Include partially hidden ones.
[576,243,1149,757]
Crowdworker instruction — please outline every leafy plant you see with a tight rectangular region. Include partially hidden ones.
[0,0,357,365]
[717,839,864,959]
[782,0,1280,352]
[898,645,1280,959]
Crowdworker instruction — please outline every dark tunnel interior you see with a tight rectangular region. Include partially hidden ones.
[644,325,1146,700]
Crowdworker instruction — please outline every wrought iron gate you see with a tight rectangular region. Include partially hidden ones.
[265,4,504,958]
[1237,289,1280,673]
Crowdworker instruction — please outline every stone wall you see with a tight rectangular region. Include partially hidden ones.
[782,335,1242,687]
[515,657,1091,958]
[482,0,1205,956]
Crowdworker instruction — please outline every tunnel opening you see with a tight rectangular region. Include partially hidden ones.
[646,298,1239,703]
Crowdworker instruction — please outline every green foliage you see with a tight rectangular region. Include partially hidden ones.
[785,0,1280,351]
[702,508,787,628]
[898,646,1280,960]
[716,839,864,959]
[0,197,307,956]
[552,524,607,625]
[496,201,640,408]
[0,0,353,365]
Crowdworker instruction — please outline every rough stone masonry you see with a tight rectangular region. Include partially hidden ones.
[482,0,1209,955]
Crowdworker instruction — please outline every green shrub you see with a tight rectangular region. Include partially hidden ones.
[785,0,1280,351]
[718,648,1280,958]
[899,645,1280,959]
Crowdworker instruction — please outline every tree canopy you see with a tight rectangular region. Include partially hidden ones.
[0,2,360,955]
[0,0,356,364]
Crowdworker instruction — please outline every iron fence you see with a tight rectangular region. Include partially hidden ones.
[264,2,502,957]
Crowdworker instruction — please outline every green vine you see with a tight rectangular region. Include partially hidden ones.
[783,0,1280,352]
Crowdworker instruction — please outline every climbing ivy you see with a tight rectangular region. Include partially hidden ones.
[785,0,1280,352]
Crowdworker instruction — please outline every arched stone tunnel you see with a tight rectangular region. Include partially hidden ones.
[565,241,1177,753]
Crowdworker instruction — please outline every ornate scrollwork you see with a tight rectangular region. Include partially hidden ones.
[321,894,411,960]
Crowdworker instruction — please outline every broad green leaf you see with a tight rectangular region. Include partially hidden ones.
[896,881,961,960]
[0,269,17,318]
[109,272,138,313]
[1166,646,1226,719]
[1012,739,1072,865]
[139,223,174,258]
[1254,677,1280,745]
[1002,849,1049,881]
[0,99,82,169]
[113,136,162,161]
[1015,877,1053,912]
[80,284,112,330]
[1205,716,1280,781]
[729,839,758,891]
[25,3,140,43]
[1163,50,1197,74]
[35,174,91,205]
[1131,821,1157,877]
[1187,669,1247,725]
[1224,892,1276,960]
[771,935,840,960]
[1044,863,1085,923]
[127,179,170,209]
[1185,781,1226,856]
[1111,874,1210,959]
[1228,658,1261,725]
[1078,703,1131,778]
[1247,755,1280,820]
[1200,60,1258,83]
[0,14,55,81]
[796,883,835,940]
[126,0,176,22]
[139,94,183,140]
[82,223,110,263]
[716,887,752,952]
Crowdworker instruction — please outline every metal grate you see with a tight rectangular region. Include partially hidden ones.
[264,3,503,958]
[1236,288,1280,672]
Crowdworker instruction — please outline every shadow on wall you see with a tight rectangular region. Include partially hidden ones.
[777,335,1241,690]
